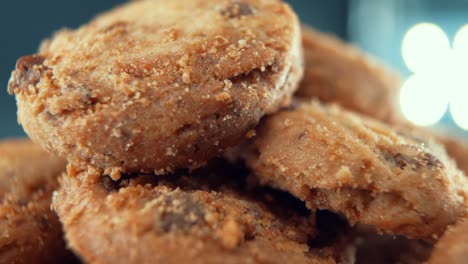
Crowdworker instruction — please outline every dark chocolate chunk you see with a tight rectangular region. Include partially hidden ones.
[100,176,121,193]
[8,55,47,94]
[221,1,255,19]
[159,192,206,233]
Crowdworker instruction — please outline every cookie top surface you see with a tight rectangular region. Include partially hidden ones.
[243,101,468,239]
[296,26,401,124]
[8,0,302,174]
[53,160,350,264]
[428,219,468,264]
[0,139,75,264]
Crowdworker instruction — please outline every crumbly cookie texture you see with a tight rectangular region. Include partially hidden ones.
[0,139,76,264]
[296,26,402,124]
[298,26,468,176]
[53,160,353,264]
[428,218,468,264]
[243,100,468,239]
[8,0,302,175]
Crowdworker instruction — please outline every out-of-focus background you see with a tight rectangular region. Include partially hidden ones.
[0,0,467,138]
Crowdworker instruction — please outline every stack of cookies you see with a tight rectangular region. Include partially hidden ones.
[5,0,468,263]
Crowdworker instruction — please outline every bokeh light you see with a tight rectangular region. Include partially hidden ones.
[450,24,468,130]
[451,91,468,130]
[454,25,468,56]
[402,23,451,74]
[400,75,449,126]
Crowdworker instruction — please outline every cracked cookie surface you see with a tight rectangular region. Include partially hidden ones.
[8,0,302,175]
[297,26,468,176]
[242,101,468,239]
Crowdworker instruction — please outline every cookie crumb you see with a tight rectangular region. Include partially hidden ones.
[245,130,256,139]
[104,167,122,181]
[66,164,79,178]
[217,219,244,249]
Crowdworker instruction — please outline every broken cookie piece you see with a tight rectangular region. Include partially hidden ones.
[241,100,468,239]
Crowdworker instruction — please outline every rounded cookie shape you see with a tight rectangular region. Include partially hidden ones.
[428,219,468,264]
[0,139,75,264]
[436,135,468,177]
[8,0,302,175]
[52,162,349,264]
[296,26,401,124]
[243,101,468,239]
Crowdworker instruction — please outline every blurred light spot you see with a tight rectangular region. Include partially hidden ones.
[451,95,468,130]
[454,25,468,54]
[400,75,448,126]
[402,23,450,73]
[450,24,468,130]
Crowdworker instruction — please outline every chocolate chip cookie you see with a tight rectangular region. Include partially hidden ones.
[0,139,76,264]
[242,100,468,239]
[52,160,355,264]
[8,0,302,176]
[437,135,468,177]
[296,26,402,124]
[298,26,468,176]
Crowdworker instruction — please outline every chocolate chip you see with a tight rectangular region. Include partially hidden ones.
[100,176,120,193]
[159,193,206,233]
[384,148,443,171]
[420,152,443,168]
[221,1,255,19]
[394,153,408,170]
[8,55,47,95]
[36,215,49,231]
[15,199,28,207]
[298,130,309,140]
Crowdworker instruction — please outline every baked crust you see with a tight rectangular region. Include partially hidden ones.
[8,0,303,175]
[243,101,468,239]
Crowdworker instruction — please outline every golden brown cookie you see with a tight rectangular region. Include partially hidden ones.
[8,0,302,176]
[242,101,468,239]
[428,218,468,264]
[53,160,354,264]
[436,135,468,177]
[296,26,402,124]
[297,26,468,176]
[0,139,76,264]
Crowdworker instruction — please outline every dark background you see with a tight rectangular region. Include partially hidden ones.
[0,0,467,138]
